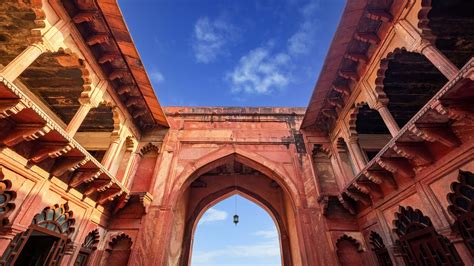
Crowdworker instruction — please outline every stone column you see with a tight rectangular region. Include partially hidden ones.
[116,138,139,185]
[101,133,122,169]
[124,151,141,189]
[146,207,174,266]
[108,138,126,176]
[65,103,92,136]
[374,102,400,137]
[0,43,46,81]
[394,20,459,80]
[0,227,23,255]
[418,41,459,80]
[347,135,367,172]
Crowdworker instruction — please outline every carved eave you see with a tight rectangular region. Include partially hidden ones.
[317,194,346,216]
[116,192,153,215]
[302,0,396,130]
[61,0,169,130]
[0,76,129,206]
[339,59,474,214]
[133,192,153,213]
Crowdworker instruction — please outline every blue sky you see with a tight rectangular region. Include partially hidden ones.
[191,195,282,266]
[118,0,345,107]
[118,1,345,264]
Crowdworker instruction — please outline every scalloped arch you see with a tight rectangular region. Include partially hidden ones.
[392,206,433,237]
[139,143,159,156]
[106,232,132,251]
[374,48,408,105]
[0,169,16,227]
[335,234,364,252]
[369,231,386,251]
[448,170,474,218]
[417,0,435,41]
[347,101,369,136]
[32,203,75,236]
[82,229,100,250]
[447,170,474,255]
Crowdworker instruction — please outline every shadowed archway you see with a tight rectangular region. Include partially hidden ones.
[167,146,303,210]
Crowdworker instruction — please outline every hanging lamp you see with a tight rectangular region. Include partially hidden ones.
[233,174,239,226]
[233,214,239,225]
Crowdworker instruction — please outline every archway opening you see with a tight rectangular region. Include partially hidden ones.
[355,104,391,161]
[169,153,300,266]
[380,49,447,128]
[1,203,74,265]
[191,194,282,265]
[420,0,474,68]
[15,230,61,265]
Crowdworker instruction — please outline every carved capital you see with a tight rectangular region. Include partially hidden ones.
[412,38,433,54]
[373,100,388,111]
[347,135,359,144]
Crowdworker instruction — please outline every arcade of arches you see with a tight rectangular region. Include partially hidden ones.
[0,0,473,265]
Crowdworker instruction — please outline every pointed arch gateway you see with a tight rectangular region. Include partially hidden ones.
[166,146,304,266]
[182,186,292,266]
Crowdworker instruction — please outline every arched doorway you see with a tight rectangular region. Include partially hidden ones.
[335,235,364,266]
[167,150,302,266]
[102,233,133,266]
[191,194,282,265]
[1,203,75,265]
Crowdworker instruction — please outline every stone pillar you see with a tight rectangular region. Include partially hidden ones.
[101,133,123,169]
[335,139,356,184]
[347,135,367,172]
[394,20,459,80]
[66,81,107,136]
[124,152,141,189]
[298,208,338,266]
[0,43,46,81]
[418,41,459,80]
[65,103,92,136]
[0,227,23,255]
[136,207,174,266]
[374,103,400,137]
[108,138,126,176]
[116,138,139,185]
[62,241,80,266]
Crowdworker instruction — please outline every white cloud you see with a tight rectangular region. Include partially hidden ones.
[193,17,237,63]
[192,241,281,264]
[227,47,290,94]
[227,0,320,96]
[288,0,319,55]
[199,208,228,225]
[254,229,278,239]
[149,70,165,84]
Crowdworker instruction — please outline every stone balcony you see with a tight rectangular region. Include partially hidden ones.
[0,75,129,208]
[338,58,474,214]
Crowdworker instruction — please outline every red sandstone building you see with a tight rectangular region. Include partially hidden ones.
[0,0,472,265]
